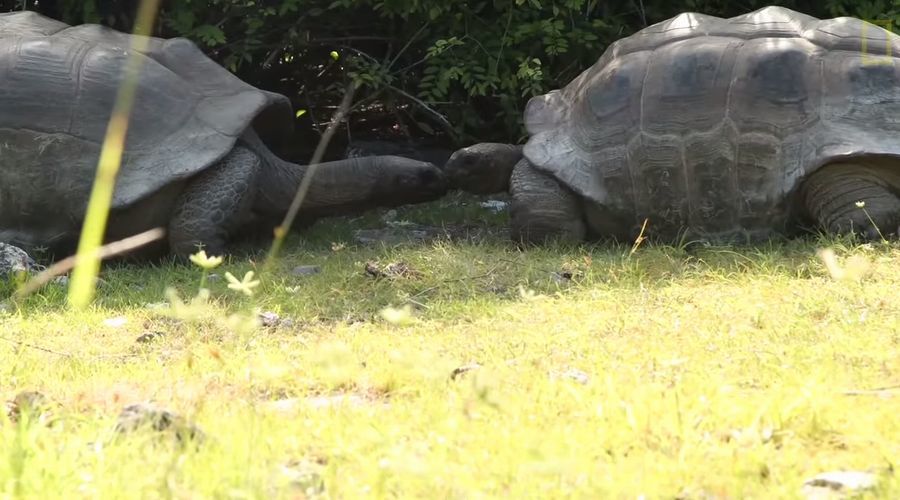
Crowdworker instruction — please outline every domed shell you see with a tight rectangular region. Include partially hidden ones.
[0,11,292,217]
[524,6,900,239]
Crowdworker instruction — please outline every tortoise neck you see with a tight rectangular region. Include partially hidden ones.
[239,129,307,216]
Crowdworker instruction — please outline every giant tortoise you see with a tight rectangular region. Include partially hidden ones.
[445,6,900,243]
[0,11,446,258]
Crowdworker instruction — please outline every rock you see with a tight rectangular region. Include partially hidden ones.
[450,363,482,380]
[0,242,41,276]
[364,261,421,280]
[292,265,321,276]
[258,311,294,328]
[5,390,53,424]
[115,403,204,443]
[802,470,879,499]
[479,199,508,213]
[103,316,128,328]
[551,271,574,284]
[135,331,165,344]
[259,311,281,327]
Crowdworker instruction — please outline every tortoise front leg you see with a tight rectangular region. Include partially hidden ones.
[801,161,900,240]
[509,158,586,243]
[168,147,259,256]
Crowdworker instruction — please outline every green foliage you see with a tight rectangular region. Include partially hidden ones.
[5,0,900,141]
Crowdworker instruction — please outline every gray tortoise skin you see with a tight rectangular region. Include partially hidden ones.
[448,6,900,243]
[0,12,446,258]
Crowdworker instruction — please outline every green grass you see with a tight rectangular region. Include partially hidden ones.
[1,194,899,498]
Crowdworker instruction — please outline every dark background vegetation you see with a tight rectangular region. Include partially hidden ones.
[1,0,895,157]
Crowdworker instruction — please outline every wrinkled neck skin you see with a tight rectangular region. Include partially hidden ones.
[238,128,305,217]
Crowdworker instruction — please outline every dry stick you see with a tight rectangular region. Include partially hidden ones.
[628,218,649,257]
[0,335,137,360]
[266,82,358,263]
[15,228,165,298]
[842,384,900,396]
[0,335,73,357]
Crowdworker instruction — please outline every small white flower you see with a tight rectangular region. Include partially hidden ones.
[855,201,866,208]
[225,271,260,296]
[189,250,223,270]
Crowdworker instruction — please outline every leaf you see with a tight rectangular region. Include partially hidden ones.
[295,109,307,118]
[193,24,226,46]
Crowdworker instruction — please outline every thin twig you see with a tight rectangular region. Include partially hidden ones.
[0,335,72,357]
[385,84,454,133]
[629,218,649,257]
[0,335,136,360]
[843,384,900,396]
[388,23,429,70]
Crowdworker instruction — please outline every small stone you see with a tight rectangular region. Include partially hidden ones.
[115,403,204,443]
[479,199,508,213]
[206,273,221,282]
[5,390,52,424]
[365,261,421,280]
[551,271,574,284]
[553,368,590,385]
[364,262,383,278]
[135,331,165,344]
[450,363,482,380]
[292,265,321,276]
[103,316,128,328]
[53,275,69,286]
[259,311,281,327]
[802,470,879,499]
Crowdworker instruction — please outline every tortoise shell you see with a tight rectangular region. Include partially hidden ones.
[0,11,292,224]
[523,6,900,239]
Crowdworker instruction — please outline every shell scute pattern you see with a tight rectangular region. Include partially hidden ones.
[523,6,900,239]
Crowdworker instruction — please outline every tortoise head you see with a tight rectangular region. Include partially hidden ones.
[373,156,448,205]
[444,142,523,194]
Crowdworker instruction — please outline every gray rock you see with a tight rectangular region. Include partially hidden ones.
[115,403,204,443]
[450,363,482,380]
[802,470,879,499]
[0,242,41,275]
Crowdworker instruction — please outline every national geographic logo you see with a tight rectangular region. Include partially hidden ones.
[861,19,894,66]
